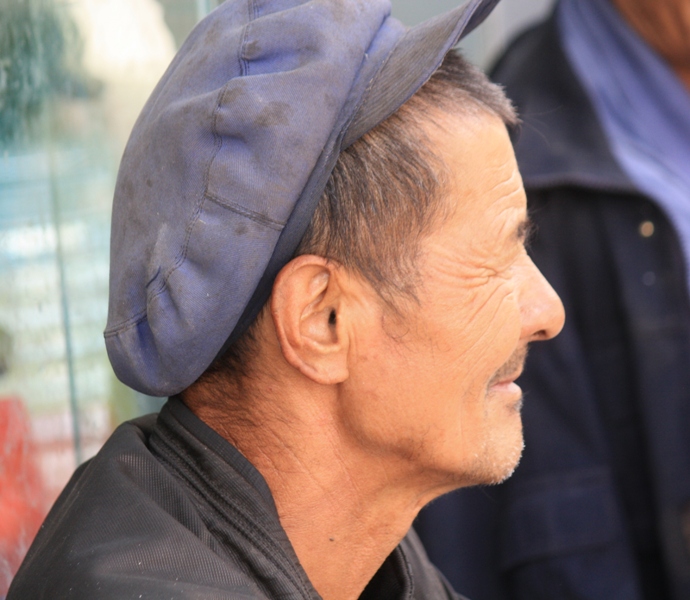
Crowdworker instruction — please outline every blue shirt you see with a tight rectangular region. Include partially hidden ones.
[559,0,690,285]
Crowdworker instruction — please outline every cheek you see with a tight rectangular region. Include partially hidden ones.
[427,275,522,379]
[392,279,523,445]
[342,319,466,453]
[341,273,524,456]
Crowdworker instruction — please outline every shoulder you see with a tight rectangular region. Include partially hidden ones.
[8,417,266,599]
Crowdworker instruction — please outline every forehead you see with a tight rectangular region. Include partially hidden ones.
[426,110,525,224]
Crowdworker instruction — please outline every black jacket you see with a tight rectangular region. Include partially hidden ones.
[416,13,690,600]
[9,397,463,599]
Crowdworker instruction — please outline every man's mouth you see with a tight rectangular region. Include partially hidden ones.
[487,346,529,391]
[490,373,522,389]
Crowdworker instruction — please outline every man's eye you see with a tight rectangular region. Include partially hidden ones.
[518,220,536,249]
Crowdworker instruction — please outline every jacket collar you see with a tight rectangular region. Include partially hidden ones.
[490,11,638,195]
[154,397,417,599]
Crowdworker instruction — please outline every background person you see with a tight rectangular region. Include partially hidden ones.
[416,0,690,598]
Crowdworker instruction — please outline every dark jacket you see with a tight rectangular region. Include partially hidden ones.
[9,397,463,599]
[416,13,690,600]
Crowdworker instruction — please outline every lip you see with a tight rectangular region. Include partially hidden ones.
[489,369,523,388]
[488,377,523,413]
[488,371,523,395]
[490,380,522,394]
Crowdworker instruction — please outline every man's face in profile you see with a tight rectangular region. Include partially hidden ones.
[338,111,564,494]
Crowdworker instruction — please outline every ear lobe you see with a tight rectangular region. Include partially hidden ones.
[271,255,349,385]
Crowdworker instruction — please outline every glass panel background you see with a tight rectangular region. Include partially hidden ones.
[0,0,553,594]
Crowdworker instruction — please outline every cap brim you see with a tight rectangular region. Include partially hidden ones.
[342,0,500,148]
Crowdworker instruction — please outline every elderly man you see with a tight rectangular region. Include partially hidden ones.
[416,0,690,599]
[8,0,563,598]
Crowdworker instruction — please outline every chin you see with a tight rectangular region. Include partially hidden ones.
[428,408,525,491]
[484,434,525,485]
[438,436,524,492]
[487,444,524,484]
[466,423,525,487]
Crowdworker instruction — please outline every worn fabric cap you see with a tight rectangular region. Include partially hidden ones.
[105,0,500,396]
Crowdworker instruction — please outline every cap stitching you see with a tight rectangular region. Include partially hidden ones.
[239,0,256,76]
[342,0,485,149]
[150,0,258,304]
[204,191,286,230]
[105,87,226,334]
[339,18,405,149]
[104,308,148,336]
[149,4,259,307]
[146,94,226,303]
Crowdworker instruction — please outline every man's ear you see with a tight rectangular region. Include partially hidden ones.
[270,255,349,385]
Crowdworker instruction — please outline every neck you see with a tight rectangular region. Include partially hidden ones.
[676,69,690,94]
[186,377,437,600]
[612,0,690,92]
[261,417,422,600]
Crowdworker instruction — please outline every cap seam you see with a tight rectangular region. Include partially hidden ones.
[104,194,286,339]
[146,86,223,306]
[239,0,256,76]
[104,308,148,337]
[146,194,286,318]
[104,82,231,339]
[204,191,286,230]
[339,16,404,149]
[145,0,260,333]
[280,9,392,228]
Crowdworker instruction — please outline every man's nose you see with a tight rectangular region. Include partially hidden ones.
[519,255,565,343]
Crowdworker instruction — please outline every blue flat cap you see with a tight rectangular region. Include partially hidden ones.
[105,0,500,396]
